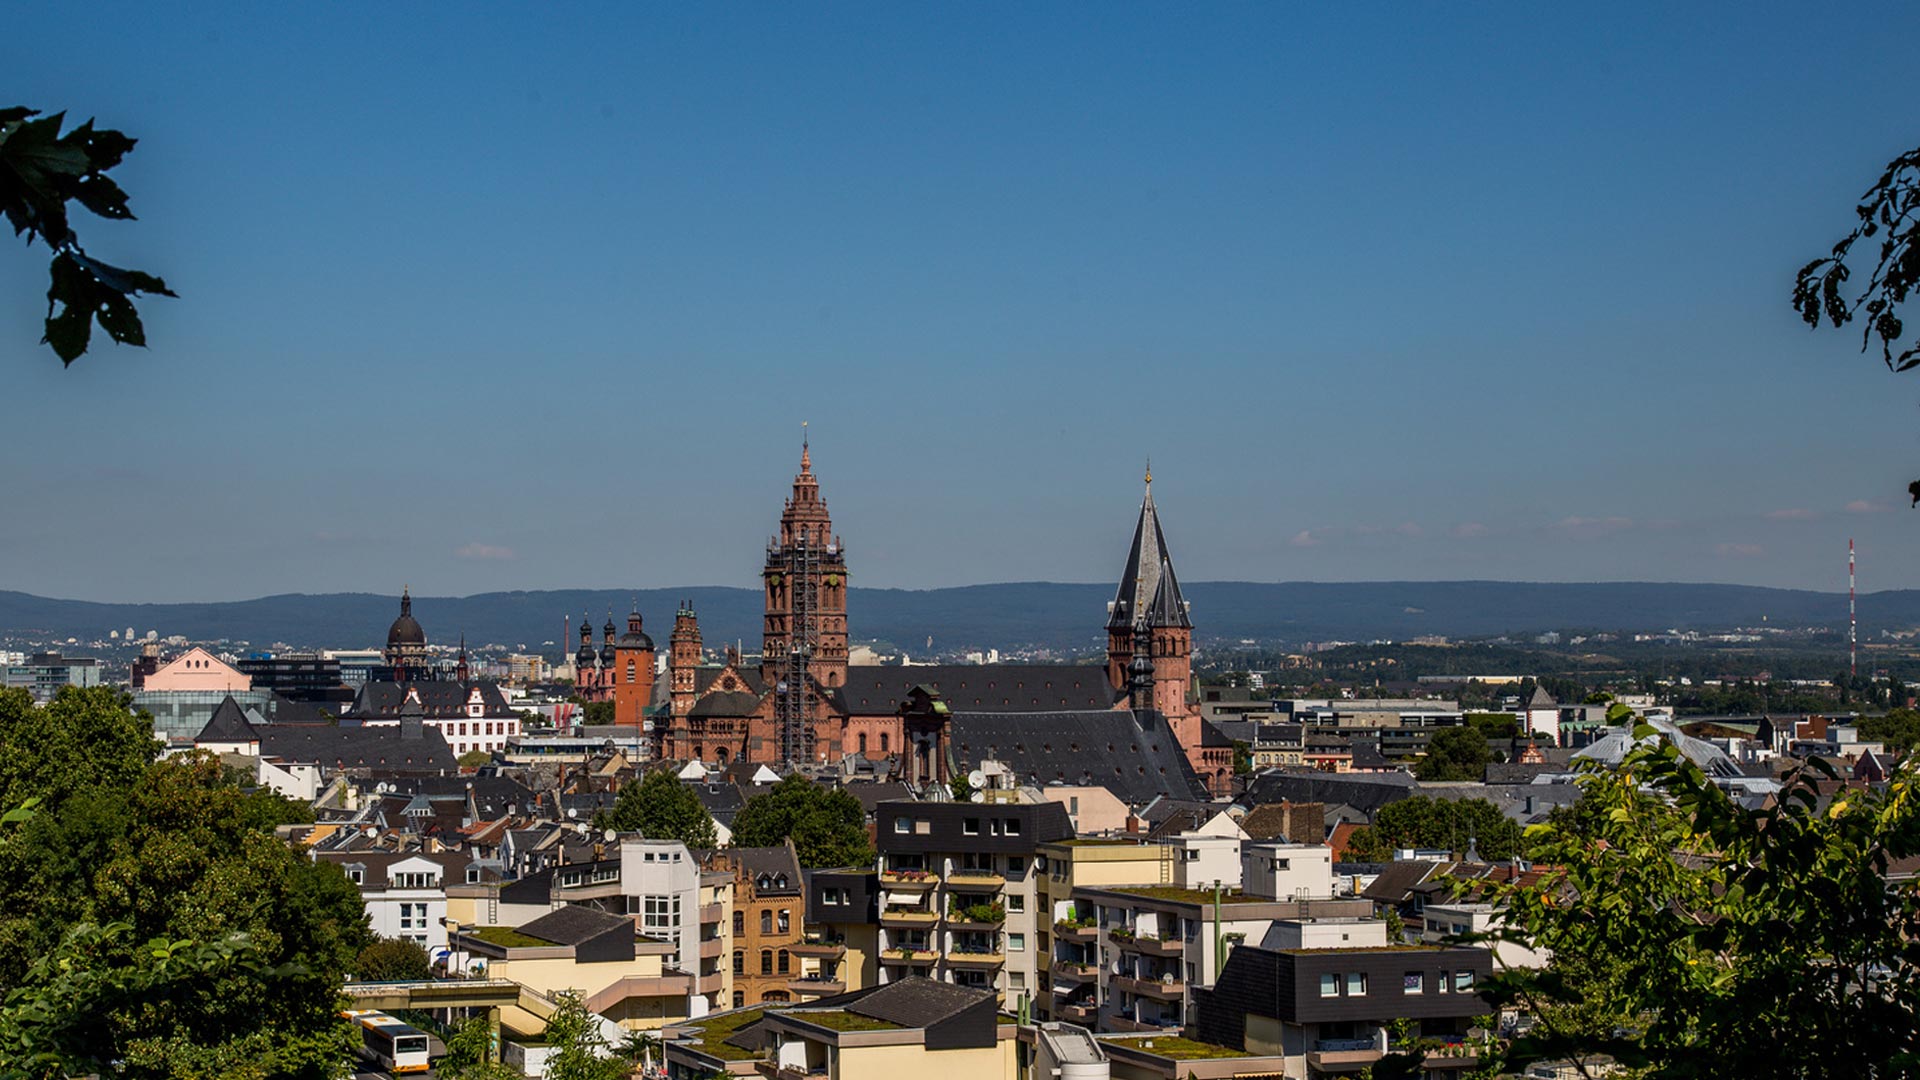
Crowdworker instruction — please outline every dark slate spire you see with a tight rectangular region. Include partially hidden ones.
[1107,466,1192,632]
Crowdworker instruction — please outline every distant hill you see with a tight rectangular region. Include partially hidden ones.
[1,581,1909,654]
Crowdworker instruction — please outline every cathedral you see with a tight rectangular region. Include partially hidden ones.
[647,444,1233,796]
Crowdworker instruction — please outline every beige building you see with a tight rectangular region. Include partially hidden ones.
[664,977,1015,1080]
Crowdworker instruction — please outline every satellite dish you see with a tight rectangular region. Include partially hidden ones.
[967,770,986,789]
[566,808,578,819]
[575,823,590,835]
[603,828,616,842]
[970,792,987,803]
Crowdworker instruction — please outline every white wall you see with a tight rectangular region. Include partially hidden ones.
[1241,843,1334,900]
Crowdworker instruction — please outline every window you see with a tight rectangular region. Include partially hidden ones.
[347,869,363,885]
[1009,971,1025,989]
[880,733,889,753]
[643,895,682,938]
[778,950,790,974]
[1006,894,1024,913]
[1006,856,1026,876]
[398,902,427,932]
[1005,818,1020,836]
[1404,971,1424,993]
[760,911,772,935]
[1453,970,1474,992]
[894,816,911,834]
[732,991,745,1008]
[467,866,481,884]
[733,951,744,975]
[1438,970,1450,993]
[964,817,981,836]
[778,909,790,934]
[1008,933,1026,952]
[1319,974,1339,997]
[1346,972,1367,996]
[858,733,868,754]
[734,912,744,935]
[761,950,773,975]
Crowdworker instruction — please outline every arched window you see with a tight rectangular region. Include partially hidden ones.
[761,911,772,935]
[761,949,773,975]
[858,733,868,754]
[733,991,745,1009]
[777,949,790,974]
[732,950,744,975]
[733,911,744,935]
[762,990,790,1003]
[880,733,889,754]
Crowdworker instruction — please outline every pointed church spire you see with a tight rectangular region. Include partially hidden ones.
[1107,469,1191,632]
[801,421,811,474]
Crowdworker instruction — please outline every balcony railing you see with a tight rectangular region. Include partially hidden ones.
[790,936,848,958]
[880,907,939,928]
[945,948,1006,967]
[945,869,1006,889]
[1111,974,1186,1000]
[879,947,939,964]
[1050,959,1098,982]
[879,868,939,888]
[1054,920,1100,944]
[1112,932,1187,957]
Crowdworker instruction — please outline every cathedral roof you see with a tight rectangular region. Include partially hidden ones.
[947,708,1210,804]
[688,690,766,719]
[194,695,261,745]
[831,664,1116,716]
[1108,475,1192,632]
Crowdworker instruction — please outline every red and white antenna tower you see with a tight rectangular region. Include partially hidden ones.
[1850,538,1857,678]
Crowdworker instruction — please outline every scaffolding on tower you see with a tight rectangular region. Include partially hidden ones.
[779,525,821,765]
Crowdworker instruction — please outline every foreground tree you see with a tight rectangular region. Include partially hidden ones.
[543,991,628,1080]
[1859,707,1920,755]
[1469,727,1920,1078]
[0,687,372,1078]
[1,108,175,365]
[596,769,718,848]
[730,775,873,868]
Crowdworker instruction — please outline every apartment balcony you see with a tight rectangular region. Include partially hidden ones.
[789,974,847,997]
[945,949,1006,968]
[755,1063,824,1080]
[1054,921,1100,945]
[700,902,725,924]
[946,910,1005,931]
[699,937,725,959]
[696,971,726,994]
[1049,959,1099,984]
[1401,1042,1482,1070]
[1306,1039,1383,1072]
[790,937,847,959]
[1055,1001,1099,1024]
[880,907,940,929]
[944,869,1006,889]
[879,869,939,889]
[1111,974,1186,1001]
[1112,933,1186,958]
[879,946,940,965]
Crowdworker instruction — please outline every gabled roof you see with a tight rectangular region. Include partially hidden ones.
[689,690,765,719]
[1527,685,1557,709]
[837,975,994,1028]
[737,842,803,894]
[1360,859,1443,904]
[195,695,261,744]
[343,679,515,719]
[258,724,457,774]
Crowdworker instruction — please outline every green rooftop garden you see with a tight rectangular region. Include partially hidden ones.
[1107,886,1276,905]
[1109,1036,1257,1061]
[681,1007,770,1061]
[465,926,552,948]
[790,1010,903,1033]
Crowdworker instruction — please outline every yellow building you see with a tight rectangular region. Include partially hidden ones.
[451,905,695,1032]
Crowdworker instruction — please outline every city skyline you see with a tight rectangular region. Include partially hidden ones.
[4,5,1919,602]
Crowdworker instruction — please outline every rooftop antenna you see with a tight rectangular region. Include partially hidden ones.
[1850,538,1857,679]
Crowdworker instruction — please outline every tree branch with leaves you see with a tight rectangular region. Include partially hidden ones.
[1,107,174,365]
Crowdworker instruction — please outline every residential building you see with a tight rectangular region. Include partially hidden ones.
[344,680,523,758]
[451,904,694,1031]
[874,799,1072,1002]
[723,843,808,1008]
[758,978,1017,1080]
[1420,902,1549,969]
[313,849,475,956]
[795,868,879,1002]
[1193,940,1495,1078]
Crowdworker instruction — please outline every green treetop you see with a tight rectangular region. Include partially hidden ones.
[596,769,718,849]
[730,775,874,868]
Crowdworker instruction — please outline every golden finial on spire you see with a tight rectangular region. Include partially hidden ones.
[1144,458,1152,486]
[801,421,811,472]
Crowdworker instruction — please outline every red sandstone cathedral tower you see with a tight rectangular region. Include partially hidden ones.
[761,433,849,762]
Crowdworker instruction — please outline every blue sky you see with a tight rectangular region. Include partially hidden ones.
[4,4,1918,602]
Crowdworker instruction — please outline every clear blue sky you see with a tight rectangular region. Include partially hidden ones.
[5,3,1918,603]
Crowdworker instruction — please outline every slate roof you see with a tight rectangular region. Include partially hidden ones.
[837,975,995,1028]
[832,665,1116,715]
[1107,481,1193,632]
[1484,762,1559,785]
[737,843,803,895]
[258,724,457,773]
[694,781,747,823]
[695,667,768,696]
[835,781,914,816]
[1527,685,1557,709]
[1246,769,1417,817]
[518,903,632,946]
[947,708,1209,803]
[378,775,537,817]
[344,679,516,719]
[195,695,261,744]
[689,690,765,719]
[1361,860,1443,904]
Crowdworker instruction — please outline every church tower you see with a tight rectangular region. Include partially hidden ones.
[612,604,655,729]
[666,602,703,749]
[761,430,850,763]
[1105,468,1196,738]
